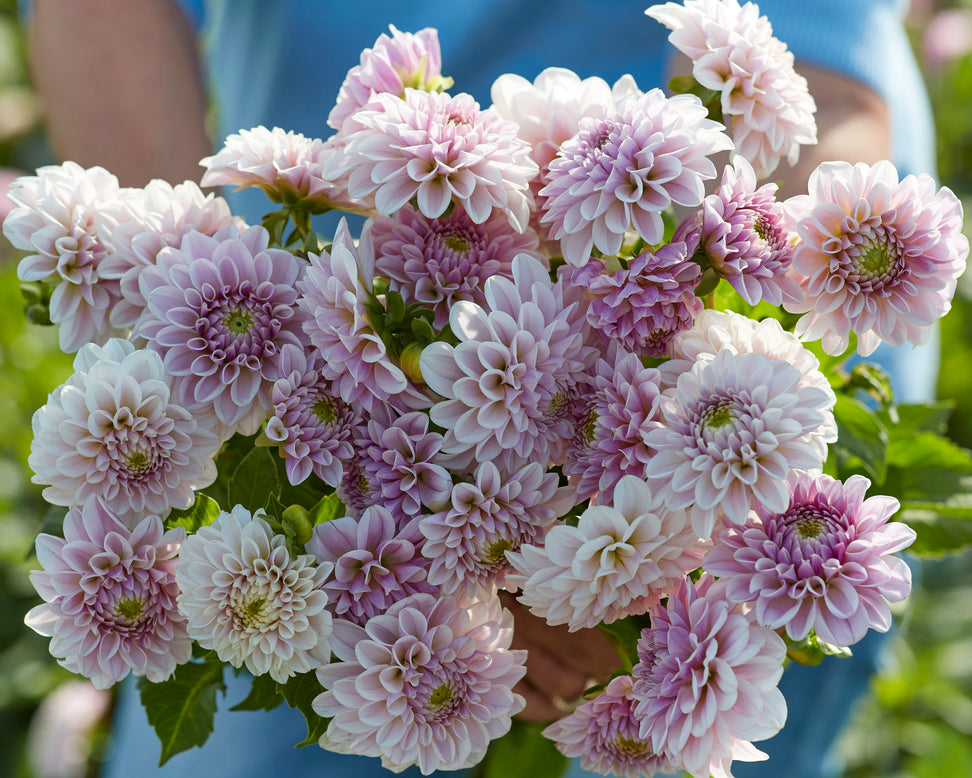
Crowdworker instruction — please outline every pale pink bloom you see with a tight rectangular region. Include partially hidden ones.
[98,179,240,329]
[660,309,837,461]
[420,254,594,473]
[298,219,415,413]
[371,204,542,330]
[647,0,817,179]
[306,505,433,626]
[176,506,333,682]
[645,349,831,539]
[923,8,972,70]
[571,243,703,358]
[4,162,128,351]
[783,160,969,356]
[25,501,191,689]
[540,89,731,266]
[26,680,112,778]
[329,25,451,135]
[543,675,676,778]
[508,475,705,631]
[326,89,538,232]
[136,224,306,431]
[632,575,787,778]
[418,460,562,595]
[28,339,219,523]
[314,592,526,774]
[704,472,915,647]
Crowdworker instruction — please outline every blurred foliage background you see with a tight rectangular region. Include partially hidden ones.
[0,1,971,777]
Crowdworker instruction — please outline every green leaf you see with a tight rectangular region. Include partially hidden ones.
[165,493,222,533]
[880,401,955,439]
[832,395,889,483]
[138,657,227,765]
[897,506,972,557]
[227,445,282,512]
[309,492,346,525]
[885,433,972,501]
[230,672,285,712]
[279,672,329,747]
[475,720,568,778]
[597,616,646,673]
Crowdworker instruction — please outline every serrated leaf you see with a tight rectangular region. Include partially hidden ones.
[476,720,568,778]
[279,672,329,747]
[309,492,346,525]
[230,672,284,712]
[165,493,222,533]
[138,658,226,765]
[885,433,972,501]
[881,401,955,438]
[227,445,282,512]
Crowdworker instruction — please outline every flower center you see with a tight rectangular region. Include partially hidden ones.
[442,233,471,254]
[238,595,267,626]
[613,736,651,756]
[483,537,514,565]
[126,449,150,472]
[855,240,895,279]
[428,682,453,709]
[703,402,735,431]
[312,394,339,425]
[114,596,145,624]
[224,308,254,335]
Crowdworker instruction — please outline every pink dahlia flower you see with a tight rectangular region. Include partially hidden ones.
[25,501,191,689]
[314,592,526,774]
[572,243,704,358]
[176,506,333,682]
[647,0,817,179]
[420,254,594,473]
[4,162,128,351]
[298,218,415,413]
[135,224,306,431]
[564,350,664,502]
[265,344,358,487]
[371,203,542,330]
[98,179,240,330]
[305,505,433,626]
[632,575,787,778]
[28,339,219,523]
[418,460,562,595]
[328,25,451,135]
[784,160,969,356]
[645,349,832,539]
[543,675,675,778]
[704,471,916,647]
[660,309,838,461]
[325,89,537,231]
[540,89,731,266]
[508,475,705,631]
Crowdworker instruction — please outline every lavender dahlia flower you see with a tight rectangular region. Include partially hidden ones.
[704,472,916,646]
[176,506,333,682]
[28,339,219,523]
[314,592,526,774]
[508,475,705,631]
[25,501,191,689]
[572,243,703,358]
[784,160,968,356]
[543,675,675,778]
[632,576,787,778]
[645,349,831,539]
[135,224,306,432]
[540,89,731,266]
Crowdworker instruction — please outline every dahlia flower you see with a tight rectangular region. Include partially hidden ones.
[784,160,969,356]
[98,179,240,330]
[135,224,306,431]
[420,253,593,473]
[680,156,801,305]
[297,219,413,413]
[325,89,537,231]
[645,349,831,539]
[306,505,433,626]
[647,0,817,179]
[28,339,219,523]
[564,350,664,502]
[314,592,526,774]
[543,675,676,778]
[265,344,358,487]
[508,475,705,631]
[4,162,128,351]
[572,243,703,358]
[539,89,731,266]
[25,501,191,689]
[632,576,787,778]
[328,25,451,135]
[660,309,837,461]
[704,472,916,646]
[176,506,333,682]
[371,204,542,329]
[418,460,562,595]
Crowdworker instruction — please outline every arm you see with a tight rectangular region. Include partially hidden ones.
[28,0,211,186]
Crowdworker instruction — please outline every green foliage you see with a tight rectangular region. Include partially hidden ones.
[278,671,329,747]
[474,720,569,778]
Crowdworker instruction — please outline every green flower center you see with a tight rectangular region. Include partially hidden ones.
[312,395,339,425]
[483,538,514,565]
[224,309,253,335]
[443,233,471,254]
[856,241,895,279]
[429,683,453,709]
[795,516,824,539]
[704,403,735,431]
[238,596,266,626]
[115,596,145,624]
[126,450,150,472]
[613,736,651,756]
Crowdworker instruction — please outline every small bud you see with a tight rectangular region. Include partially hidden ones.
[280,505,313,545]
[399,342,426,385]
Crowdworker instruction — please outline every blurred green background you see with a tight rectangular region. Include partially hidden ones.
[1,1,971,777]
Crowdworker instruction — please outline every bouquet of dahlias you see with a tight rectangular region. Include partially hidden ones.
[9,2,972,777]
